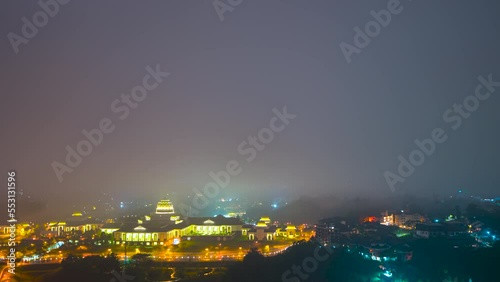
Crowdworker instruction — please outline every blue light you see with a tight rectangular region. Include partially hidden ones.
[434,219,439,223]
[272,204,278,208]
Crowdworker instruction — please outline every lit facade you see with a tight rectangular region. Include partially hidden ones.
[0,223,33,237]
[381,211,424,228]
[155,199,175,214]
[46,221,102,236]
[242,216,278,241]
[182,216,242,236]
[112,215,243,245]
[113,224,179,245]
[46,214,102,237]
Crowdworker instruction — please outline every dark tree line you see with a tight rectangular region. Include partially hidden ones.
[224,239,500,282]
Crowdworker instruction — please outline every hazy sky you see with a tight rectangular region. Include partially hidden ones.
[1,1,500,219]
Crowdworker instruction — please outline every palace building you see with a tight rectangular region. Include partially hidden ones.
[111,201,300,245]
[112,215,243,245]
[45,199,299,245]
[111,199,245,245]
[243,216,299,241]
[45,212,102,237]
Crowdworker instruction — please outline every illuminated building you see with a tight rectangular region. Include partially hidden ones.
[113,223,183,245]
[241,224,253,236]
[114,199,245,245]
[155,199,175,214]
[380,213,394,226]
[259,216,271,225]
[361,243,391,262]
[247,222,277,241]
[359,244,413,262]
[0,223,33,237]
[113,215,243,245]
[182,215,242,236]
[46,220,102,236]
[380,211,424,229]
[100,223,121,235]
[244,217,298,241]
[109,200,299,245]
[276,225,299,239]
[46,212,102,236]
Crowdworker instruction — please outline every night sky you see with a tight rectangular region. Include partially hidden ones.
[1,1,500,219]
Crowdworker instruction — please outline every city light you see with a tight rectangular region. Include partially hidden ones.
[3,5,499,279]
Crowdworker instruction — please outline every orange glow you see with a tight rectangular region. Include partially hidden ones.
[363,216,378,223]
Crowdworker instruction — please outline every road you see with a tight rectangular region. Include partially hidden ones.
[0,265,12,282]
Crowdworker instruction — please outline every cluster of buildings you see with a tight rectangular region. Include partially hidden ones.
[0,223,34,238]
[312,210,489,266]
[38,199,300,246]
[314,210,476,246]
[314,210,498,264]
[44,212,102,236]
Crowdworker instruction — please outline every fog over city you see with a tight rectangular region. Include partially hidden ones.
[2,1,499,221]
[1,2,500,281]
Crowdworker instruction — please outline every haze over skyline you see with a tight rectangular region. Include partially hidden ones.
[2,1,500,220]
